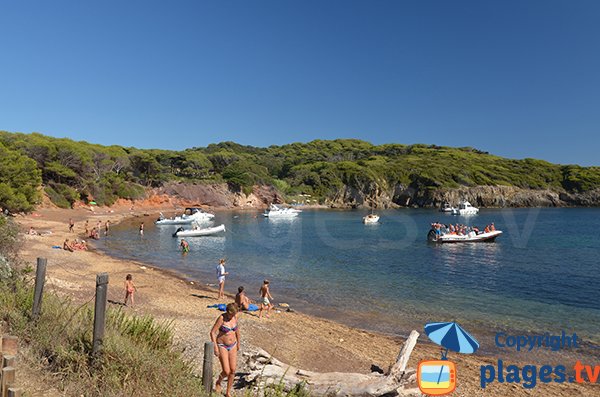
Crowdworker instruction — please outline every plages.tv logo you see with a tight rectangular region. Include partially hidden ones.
[418,321,480,396]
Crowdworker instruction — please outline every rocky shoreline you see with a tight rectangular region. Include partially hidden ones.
[124,182,600,212]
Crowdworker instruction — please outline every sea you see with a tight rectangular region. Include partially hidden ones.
[97,207,600,360]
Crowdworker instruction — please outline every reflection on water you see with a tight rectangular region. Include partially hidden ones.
[99,208,600,347]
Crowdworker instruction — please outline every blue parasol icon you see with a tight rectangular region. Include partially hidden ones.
[424,321,480,385]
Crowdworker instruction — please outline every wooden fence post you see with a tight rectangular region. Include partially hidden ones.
[0,338,17,357]
[1,367,15,397]
[7,388,21,397]
[202,341,214,393]
[1,357,15,369]
[92,273,109,358]
[32,258,47,320]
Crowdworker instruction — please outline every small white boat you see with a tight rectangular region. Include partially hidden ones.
[263,204,302,218]
[428,229,502,243]
[363,213,380,224]
[439,202,455,213]
[451,201,479,216]
[156,207,215,225]
[174,224,226,237]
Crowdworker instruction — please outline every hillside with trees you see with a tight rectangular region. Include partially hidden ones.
[1,130,599,213]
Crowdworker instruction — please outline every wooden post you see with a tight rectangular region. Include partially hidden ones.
[1,367,15,397]
[92,273,109,357]
[1,356,14,369]
[7,388,21,397]
[32,258,47,320]
[201,341,214,393]
[0,337,17,357]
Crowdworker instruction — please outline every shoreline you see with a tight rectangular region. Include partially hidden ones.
[14,204,599,396]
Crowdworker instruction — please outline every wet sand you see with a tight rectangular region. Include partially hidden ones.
[13,203,598,396]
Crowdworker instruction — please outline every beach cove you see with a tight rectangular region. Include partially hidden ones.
[14,203,599,396]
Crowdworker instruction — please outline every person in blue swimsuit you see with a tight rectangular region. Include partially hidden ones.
[210,303,240,396]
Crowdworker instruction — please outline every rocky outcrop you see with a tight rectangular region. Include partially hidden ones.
[326,184,600,208]
[155,182,283,209]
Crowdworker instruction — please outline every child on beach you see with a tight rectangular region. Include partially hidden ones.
[124,274,137,306]
[180,239,189,253]
[259,280,273,319]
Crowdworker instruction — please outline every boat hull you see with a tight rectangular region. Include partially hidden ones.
[428,230,502,243]
[175,224,226,237]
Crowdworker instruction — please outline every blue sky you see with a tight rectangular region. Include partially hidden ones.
[1,1,598,165]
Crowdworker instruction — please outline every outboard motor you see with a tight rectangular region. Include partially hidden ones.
[427,229,437,242]
[172,227,184,238]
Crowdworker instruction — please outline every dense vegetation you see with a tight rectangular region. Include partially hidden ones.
[1,130,599,212]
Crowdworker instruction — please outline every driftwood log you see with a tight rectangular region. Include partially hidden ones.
[243,330,423,396]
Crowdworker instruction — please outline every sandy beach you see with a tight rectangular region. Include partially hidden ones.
[12,203,597,397]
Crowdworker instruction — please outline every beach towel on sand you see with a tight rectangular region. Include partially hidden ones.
[208,303,259,311]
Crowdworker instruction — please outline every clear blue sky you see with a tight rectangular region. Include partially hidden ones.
[1,1,599,165]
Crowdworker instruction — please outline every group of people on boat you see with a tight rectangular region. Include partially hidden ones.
[430,221,496,238]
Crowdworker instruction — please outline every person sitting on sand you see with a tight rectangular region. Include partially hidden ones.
[259,280,274,319]
[235,286,251,311]
[210,303,240,397]
[28,226,38,235]
[124,274,137,306]
[63,239,74,252]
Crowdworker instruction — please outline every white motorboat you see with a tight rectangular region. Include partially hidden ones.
[428,229,502,243]
[363,213,380,224]
[156,207,215,225]
[439,202,455,213]
[451,201,479,216]
[263,204,302,218]
[173,224,226,237]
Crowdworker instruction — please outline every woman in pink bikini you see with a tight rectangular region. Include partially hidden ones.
[210,303,240,396]
[124,274,137,306]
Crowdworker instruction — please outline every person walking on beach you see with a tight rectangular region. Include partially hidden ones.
[259,280,273,319]
[84,220,89,236]
[210,303,240,397]
[124,274,137,306]
[216,259,228,299]
[68,218,74,233]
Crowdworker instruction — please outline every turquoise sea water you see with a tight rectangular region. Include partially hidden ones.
[98,208,600,355]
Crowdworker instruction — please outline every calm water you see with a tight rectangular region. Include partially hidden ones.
[97,208,600,351]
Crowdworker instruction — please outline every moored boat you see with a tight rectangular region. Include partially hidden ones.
[156,207,215,225]
[451,201,479,215]
[173,224,226,237]
[439,202,455,213]
[363,213,380,224]
[263,204,301,218]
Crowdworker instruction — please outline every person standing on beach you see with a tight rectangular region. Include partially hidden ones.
[105,220,110,236]
[139,222,144,236]
[210,303,240,397]
[124,274,137,306]
[216,259,228,299]
[259,280,273,319]
[84,220,89,236]
[68,218,74,233]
